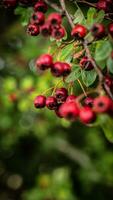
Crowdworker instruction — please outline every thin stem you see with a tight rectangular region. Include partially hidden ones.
[44,0,63,13]
[77,79,87,97]
[77,0,96,8]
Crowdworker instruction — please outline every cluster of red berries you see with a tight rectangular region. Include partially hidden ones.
[96,0,113,13]
[35,54,71,77]
[34,89,113,124]
[27,3,65,39]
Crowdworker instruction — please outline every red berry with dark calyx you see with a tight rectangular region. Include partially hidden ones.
[31,12,45,25]
[96,1,108,12]
[80,56,94,71]
[51,26,65,40]
[93,96,112,113]
[34,1,48,13]
[91,23,106,39]
[47,13,62,26]
[55,88,68,103]
[40,23,52,37]
[3,0,17,8]
[36,54,53,70]
[62,62,71,76]
[71,24,87,39]
[46,96,58,110]
[34,95,46,108]
[51,62,64,77]
[105,76,113,88]
[27,24,40,36]
[66,95,77,103]
[59,102,79,121]
[84,97,94,107]
[79,107,96,124]
[108,23,113,37]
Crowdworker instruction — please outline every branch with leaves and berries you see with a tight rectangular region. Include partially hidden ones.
[2,0,113,142]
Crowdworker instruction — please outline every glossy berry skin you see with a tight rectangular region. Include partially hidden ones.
[59,102,79,121]
[84,97,94,107]
[31,12,45,25]
[55,88,68,103]
[66,95,77,103]
[27,24,40,36]
[46,96,58,110]
[80,56,94,71]
[91,23,105,39]
[96,1,108,12]
[105,76,113,88]
[108,23,113,37]
[62,62,71,76]
[40,23,52,37]
[51,26,65,40]
[34,95,46,108]
[48,13,62,26]
[36,54,53,70]
[3,0,17,7]
[71,24,87,39]
[34,1,48,13]
[93,96,112,113]
[51,62,64,77]
[79,107,96,124]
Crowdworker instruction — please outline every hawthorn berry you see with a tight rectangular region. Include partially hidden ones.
[36,54,53,70]
[105,76,113,88]
[27,24,40,36]
[34,1,48,13]
[79,107,96,124]
[80,56,94,71]
[108,23,113,37]
[91,23,106,39]
[84,97,94,107]
[96,1,108,12]
[51,26,65,40]
[31,12,45,25]
[93,96,112,113]
[3,0,17,8]
[62,62,71,76]
[55,88,68,103]
[47,13,62,26]
[34,95,46,108]
[59,102,79,120]
[66,95,77,103]
[40,23,52,37]
[46,96,58,110]
[71,24,87,39]
[51,62,64,77]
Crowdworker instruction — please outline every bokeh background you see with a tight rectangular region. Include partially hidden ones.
[1,4,113,200]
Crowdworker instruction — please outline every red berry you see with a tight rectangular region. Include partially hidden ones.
[46,96,58,110]
[51,62,64,77]
[36,54,53,70]
[59,102,79,120]
[108,23,113,37]
[40,23,52,37]
[27,24,40,36]
[9,93,17,102]
[71,24,87,39]
[79,107,96,124]
[105,76,113,88]
[66,95,77,103]
[91,23,105,39]
[62,62,71,76]
[55,88,68,103]
[34,1,48,13]
[84,97,94,107]
[51,26,65,40]
[47,13,62,26]
[3,0,17,7]
[80,56,94,71]
[96,1,108,12]
[31,12,45,25]
[34,95,46,108]
[93,96,112,113]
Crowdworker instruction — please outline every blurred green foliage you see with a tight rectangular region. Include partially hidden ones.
[0,5,113,200]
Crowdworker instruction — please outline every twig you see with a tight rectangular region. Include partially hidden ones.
[44,0,63,13]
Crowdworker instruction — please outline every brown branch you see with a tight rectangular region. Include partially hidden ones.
[44,0,63,13]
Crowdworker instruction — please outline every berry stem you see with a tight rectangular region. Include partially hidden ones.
[44,0,63,13]
[77,79,87,97]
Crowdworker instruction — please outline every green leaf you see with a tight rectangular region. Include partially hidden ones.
[107,57,113,74]
[95,10,105,23]
[95,40,112,62]
[66,66,81,83]
[15,6,33,26]
[81,70,97,87]
[73,9,84,24]
[98,114,113,143]
[60,43,74,61]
